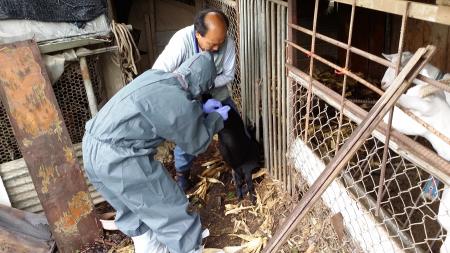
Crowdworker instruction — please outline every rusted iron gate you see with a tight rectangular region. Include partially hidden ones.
[0,41,101,252]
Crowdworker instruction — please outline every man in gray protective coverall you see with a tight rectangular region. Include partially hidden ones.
[82,52,230,253]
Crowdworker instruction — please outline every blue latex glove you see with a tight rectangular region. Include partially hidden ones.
[202,98,222,114]
[215,105,231,120]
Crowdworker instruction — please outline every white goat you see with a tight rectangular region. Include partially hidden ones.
[381,52,450,253]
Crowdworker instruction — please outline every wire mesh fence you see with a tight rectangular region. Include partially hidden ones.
[0,57,103,164]
[205,0,242,113]
[287,72,448,252]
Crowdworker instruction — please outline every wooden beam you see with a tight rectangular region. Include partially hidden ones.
[0,40,101,253]
[262,45,436,252]
[334,0,450,26]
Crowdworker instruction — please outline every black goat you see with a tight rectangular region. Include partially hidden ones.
[217,107,261,203]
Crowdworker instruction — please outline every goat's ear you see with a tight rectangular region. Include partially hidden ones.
[382,53,395,61]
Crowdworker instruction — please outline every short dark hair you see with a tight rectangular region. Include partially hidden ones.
[194,8,229,37]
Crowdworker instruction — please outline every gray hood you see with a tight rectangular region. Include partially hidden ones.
[174,52,217,97]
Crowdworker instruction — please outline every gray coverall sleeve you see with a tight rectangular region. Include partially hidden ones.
[153,99,224,156]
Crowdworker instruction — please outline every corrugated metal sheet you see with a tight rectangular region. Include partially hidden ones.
[0,144,104,213]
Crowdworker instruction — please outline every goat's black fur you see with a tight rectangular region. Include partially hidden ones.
[218,108,260,203]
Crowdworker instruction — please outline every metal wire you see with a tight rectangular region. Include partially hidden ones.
[206,0,242,114]
[287,70,447,252]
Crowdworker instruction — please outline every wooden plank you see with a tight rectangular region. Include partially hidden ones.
[263,46,435,252]
[0,40,101,253]
[405,19,425,53]
[425,22,449,70]
[334,0,450,26]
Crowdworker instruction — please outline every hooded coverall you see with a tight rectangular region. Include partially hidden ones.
[82,52,222,253]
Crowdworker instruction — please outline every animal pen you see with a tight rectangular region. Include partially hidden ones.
[0,0,450,252]
[206,0,450,252]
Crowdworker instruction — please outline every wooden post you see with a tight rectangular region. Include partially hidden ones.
[0,40,101,253]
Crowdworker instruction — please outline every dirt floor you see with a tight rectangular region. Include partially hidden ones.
[80,140,353,253]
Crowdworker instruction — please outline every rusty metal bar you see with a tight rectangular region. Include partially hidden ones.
[79,57,98,116]
[0,40,101,253]
[238,0,246,126]
[277,4,283,181]
[264,46,435,252]
[286,40,384,96]
[286,41,450,149]
[249,0,255,127]
[376,2,410,217]
[288,23,395,68]
[281,6,288,190]
[335,0,356,154]
[286,0,297,195]
[288,22,450,94]
[266,1,274,174]
[303,0,320,141]
[271,1,277,175]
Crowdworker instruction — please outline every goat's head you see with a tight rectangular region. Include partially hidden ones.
[381,52,413,90]
[381,51,443,90]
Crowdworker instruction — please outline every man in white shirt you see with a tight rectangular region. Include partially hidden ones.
[152,8,237,191]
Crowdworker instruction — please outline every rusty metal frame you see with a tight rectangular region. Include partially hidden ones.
[264,45,436,252]
[285,1,450,151]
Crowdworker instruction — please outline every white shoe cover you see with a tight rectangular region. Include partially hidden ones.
[131,230,169,253]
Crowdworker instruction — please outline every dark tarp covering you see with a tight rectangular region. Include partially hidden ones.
[0,0,107,23]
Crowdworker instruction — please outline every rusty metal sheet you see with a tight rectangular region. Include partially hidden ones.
[0,40,101,252]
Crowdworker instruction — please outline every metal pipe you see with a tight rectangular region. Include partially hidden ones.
[261,0,270,174]
[241,0,248,125]
[271,1,277,175]
[255,0,261,142]
[281,6,288,190]
[248,0,254,127]
[266,1,273,174]
[286,40,385,96]
[277,4,283,181]
[303,0,320,141]
[335,0,356,155]
[252,0,257,126]
[377,2,409,217]
[79,57,98,116]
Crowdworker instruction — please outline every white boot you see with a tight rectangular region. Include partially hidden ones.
[131,230,169,253]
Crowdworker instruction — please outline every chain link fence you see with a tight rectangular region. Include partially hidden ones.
[0,57,103,164]
[205,0,242,113]
[287,72,448,252]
